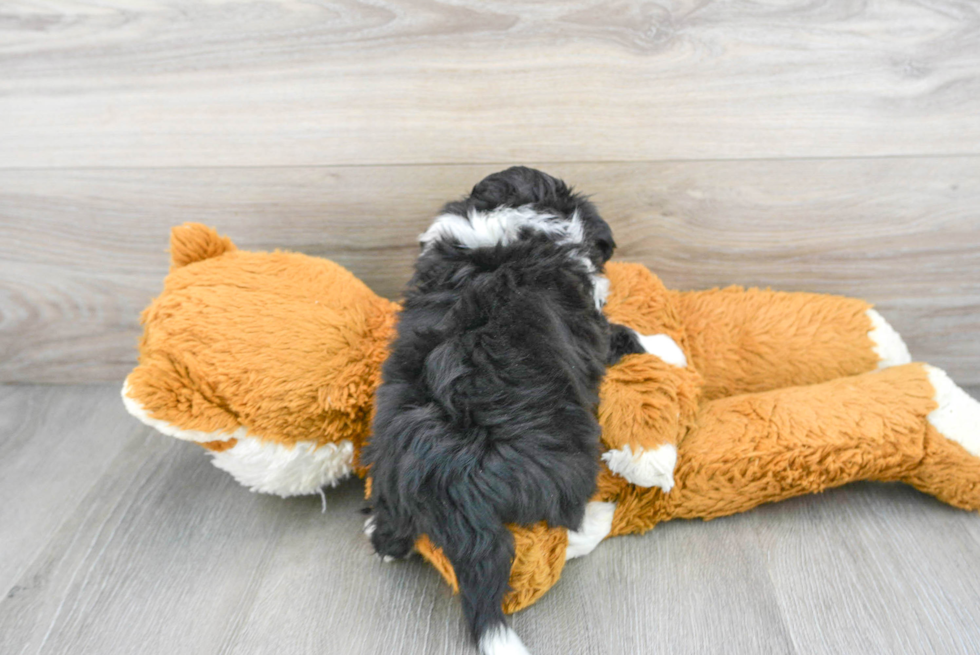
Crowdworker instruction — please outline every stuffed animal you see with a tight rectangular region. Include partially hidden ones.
[123,223,980,614]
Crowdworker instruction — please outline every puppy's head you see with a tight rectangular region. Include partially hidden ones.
[425,166,616,268]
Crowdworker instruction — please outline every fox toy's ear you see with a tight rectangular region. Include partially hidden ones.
[169,223,237,269]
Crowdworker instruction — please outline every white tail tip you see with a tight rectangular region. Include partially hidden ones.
[867,309,912,368]
[926,366,980,457]
[479,625,531,655]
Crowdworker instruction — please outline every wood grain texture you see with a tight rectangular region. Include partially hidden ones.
[537,512,797,655]
[0,427,300,655]
[0,385,140,596]
[2,158,978,384]
[1,0,980,167]
[749,484,980,655]
[3,384,980,655]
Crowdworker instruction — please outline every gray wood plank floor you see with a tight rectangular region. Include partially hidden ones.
[3,384,980,655]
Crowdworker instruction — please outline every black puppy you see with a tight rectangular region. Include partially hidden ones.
[363,167,643,654]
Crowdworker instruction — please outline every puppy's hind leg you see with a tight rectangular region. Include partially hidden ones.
[366,498,416,562]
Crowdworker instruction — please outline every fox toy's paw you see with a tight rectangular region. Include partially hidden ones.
[600,331,691,492]
[601,443,678,492]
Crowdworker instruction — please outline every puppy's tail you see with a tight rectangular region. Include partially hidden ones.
[431,508,531,655]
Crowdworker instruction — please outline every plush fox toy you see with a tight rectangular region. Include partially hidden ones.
[123,223,980,613]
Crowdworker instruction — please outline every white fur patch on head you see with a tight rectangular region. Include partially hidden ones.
[602,443,677,492]
[420,205,609,310]
[565,501,616,561]
[634,332,687,368]
[867,309,912,368]
[419,205,581,251]
[925,365,980,458]
[479,625,531,655]
[122,380,354,496]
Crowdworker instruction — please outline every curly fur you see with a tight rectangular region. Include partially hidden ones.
[363,167,642,653]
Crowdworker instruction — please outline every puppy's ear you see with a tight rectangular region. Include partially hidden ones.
[596,236,616,263]
[586,211,616,263]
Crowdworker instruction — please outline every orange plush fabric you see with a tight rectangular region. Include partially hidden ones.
[124,224,398,494]
[673,286,880,400]
[416,522,570,614]
[124,224,980,614]
[134,237,397,456]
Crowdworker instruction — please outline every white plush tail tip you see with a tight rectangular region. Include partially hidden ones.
[867,309,911,368]
[479,626,531,655]
[926,366,980,458]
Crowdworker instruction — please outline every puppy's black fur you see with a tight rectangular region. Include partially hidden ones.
[363,167,643,651]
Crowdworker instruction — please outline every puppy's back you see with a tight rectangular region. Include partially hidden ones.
[367,167,614,655]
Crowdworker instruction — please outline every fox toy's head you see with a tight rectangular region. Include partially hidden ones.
[122,223,398,496]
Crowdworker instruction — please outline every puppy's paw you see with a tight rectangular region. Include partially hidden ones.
[366,514,416,561]
[371,534,415,562]
[479,625,531,655]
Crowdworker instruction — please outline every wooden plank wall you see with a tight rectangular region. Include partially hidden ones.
[1,1,978,384]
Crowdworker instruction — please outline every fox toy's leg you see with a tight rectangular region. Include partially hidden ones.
[906,366,980,510]
[605,363,980,536]
[599,266,702,492]
[599,277,912,493]
[417,364,980,617]
[597,355,702,493]
[672,287,911,401]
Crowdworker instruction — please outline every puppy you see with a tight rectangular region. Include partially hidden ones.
[363,167,644,654]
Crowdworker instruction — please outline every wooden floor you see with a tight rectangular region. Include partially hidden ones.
[3,1,980,653]
[2,383,980,655]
